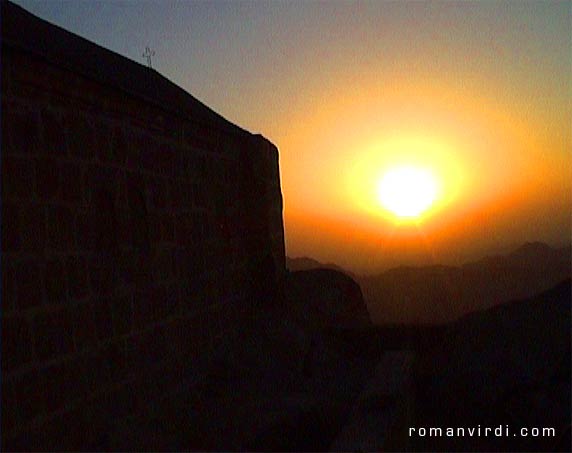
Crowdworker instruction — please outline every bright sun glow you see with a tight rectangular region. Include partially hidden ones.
[377,166,438,218]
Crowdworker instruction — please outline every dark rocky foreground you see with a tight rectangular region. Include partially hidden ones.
[105,273,570,452]
[104,269,377,451]
[413,279,571,452]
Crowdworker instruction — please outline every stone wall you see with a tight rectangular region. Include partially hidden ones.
[1,3,285,449]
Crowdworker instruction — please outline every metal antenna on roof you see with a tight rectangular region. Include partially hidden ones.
[142,46,155,69]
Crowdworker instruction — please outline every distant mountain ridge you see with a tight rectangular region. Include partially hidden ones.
[287,242,571,324]
[361,242,571,324]
[286,257,352,276]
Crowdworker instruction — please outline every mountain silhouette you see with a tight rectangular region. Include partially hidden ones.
[359,242,571,324]
[286,268,371,329]
[286,257,352,276]
[413,279,571,451]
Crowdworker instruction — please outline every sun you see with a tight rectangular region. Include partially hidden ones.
[377,166,438,219]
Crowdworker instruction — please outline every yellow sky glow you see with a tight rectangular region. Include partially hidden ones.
[377,165,439,220]
[278,75,570,272]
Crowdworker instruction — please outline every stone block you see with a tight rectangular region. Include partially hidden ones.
[45,257,67,304]
[148,213,162,243]
[41,358,86,412]
[72,303,97,351]
[152,249,174,282]
[11,109,41,155]
[89,256,118,295]
[105,341,128,382]
[75,209,95,251]
[111,126,127,165]
[129,374,153,414]
[93,298,113,342]
[161,215,175,243]
[131,254,152,285]
[114,205,131,248]
[35,157,60,200]
[149,285,169,321]
[2,155,34,198]
[147,178,168,211]
[67,114,95,159]
[133,288,154,329]
[83,347,112,392]
[116,252,135,285]
[169,180,188,210]
[163,318,187,358]
[163,117,183,143]
[16,260,43,309]
[112,295,133,336]
[163,285,179,319]
[46,204,74,251]
[157,144,175,176]
[15,369,46,423]
[66,255,89,300]
[139,141,157,172]
[146,326,167,366]
[186,154,204,180]
[60,162,83,204]
[87,165,119,199]
[105,382,136,420]
[2,258,16,312]
[34,309,74,360]
[2,202,21,252]
[2,316,33,372]
[80,393,112,445]
[94,120,112,162]
[126,133,143,169]
[41,110,67,156]
[174,151,188,178]
[174,214,194,246]
[45,405,89,451]
[1,379,17,436]
[19,203,46,252]
[127,330,164,372]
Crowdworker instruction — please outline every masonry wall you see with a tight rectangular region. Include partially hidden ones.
[1,41,285,449]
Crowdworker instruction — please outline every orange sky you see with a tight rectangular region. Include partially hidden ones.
[277,72,571,272]
[255,5,572,273]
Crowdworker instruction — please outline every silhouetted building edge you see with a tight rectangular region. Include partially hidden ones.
[1,1,286,449]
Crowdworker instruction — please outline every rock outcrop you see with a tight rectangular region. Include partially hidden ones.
[106,269,378,451]
[287,269,372,329]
